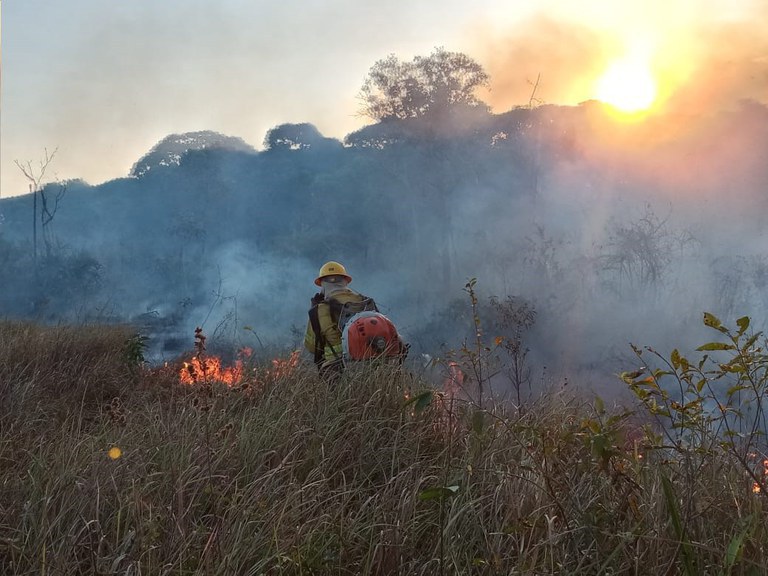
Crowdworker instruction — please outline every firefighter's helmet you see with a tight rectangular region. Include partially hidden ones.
[315,261,352,286]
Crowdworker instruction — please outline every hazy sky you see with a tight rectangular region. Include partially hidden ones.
[2,0,767,198]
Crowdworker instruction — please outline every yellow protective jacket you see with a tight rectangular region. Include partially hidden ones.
[304,289,368,367]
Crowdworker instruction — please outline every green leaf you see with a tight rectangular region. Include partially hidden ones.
[723,362,746,374]
[419,485,460,501]
[661,474,697,575]
[403,390,433,413]
[696,342,735,351]
[472,410,485,435]
[620,369,646,383]
[703,312,722,329]
[737,316,751,336]
[581,418,600,434]
[744,333,760,350]
[594,396,605,415]
[724,515,754,574]
[704,312,729,334]
[670,349,681,369]
[726,385,748,396]
[591,435,611,460]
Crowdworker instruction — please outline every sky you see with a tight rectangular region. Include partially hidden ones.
[2,0,767,198]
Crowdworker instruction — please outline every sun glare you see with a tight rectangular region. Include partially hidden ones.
[595,56,657,114]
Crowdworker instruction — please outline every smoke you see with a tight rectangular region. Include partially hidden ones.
[472,8,768,115]
[476,17,609,110]
[186,243,315,354]
[659,19,768,116]
[2,95,767,401]
[4,1,768,401]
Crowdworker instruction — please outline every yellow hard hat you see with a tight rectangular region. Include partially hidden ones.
[315,261,352,286]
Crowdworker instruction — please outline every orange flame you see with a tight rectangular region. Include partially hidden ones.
[752,458,768,494]
[442,361,465,399]
[270,350,301,380]
[180,356,243,385]
[178,348,300,386]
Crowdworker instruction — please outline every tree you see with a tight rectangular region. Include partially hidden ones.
[263,123,341,151]
[351,49,492,291]
[599,204,696,294]
[14,147,65,265]
[130,131,255,177]
[488,295,537,408]
[358,47,490,122]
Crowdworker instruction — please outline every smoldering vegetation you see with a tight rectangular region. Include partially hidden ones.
[1,100,767,396]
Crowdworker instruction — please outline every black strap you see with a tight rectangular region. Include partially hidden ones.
[308,305,324,367]
[328,298,343,327]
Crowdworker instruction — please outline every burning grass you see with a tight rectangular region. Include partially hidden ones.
[1,321,768,573]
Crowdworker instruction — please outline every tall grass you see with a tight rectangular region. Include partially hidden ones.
[1,321,767,574]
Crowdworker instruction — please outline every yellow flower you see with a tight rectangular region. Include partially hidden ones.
[108,446,122,460]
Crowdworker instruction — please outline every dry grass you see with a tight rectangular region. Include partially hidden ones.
[1,321,767,575]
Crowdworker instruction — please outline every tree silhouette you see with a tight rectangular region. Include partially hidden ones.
[130,131,254,177]
[14,148,64,265]
[359,47,490,122]
[263,123,341,151]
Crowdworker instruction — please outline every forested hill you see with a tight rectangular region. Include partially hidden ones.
[2,97,768,388]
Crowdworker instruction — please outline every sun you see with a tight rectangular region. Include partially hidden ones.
[594,56,658,114]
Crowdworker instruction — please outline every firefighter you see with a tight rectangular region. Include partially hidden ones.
[304,261,368,382]
[305,261,408,383]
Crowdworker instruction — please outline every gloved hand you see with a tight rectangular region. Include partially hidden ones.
[311,292,325,306]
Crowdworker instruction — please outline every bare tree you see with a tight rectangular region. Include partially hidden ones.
[600,204,695,294]
[14,147,66,264]
[489,295,537,409]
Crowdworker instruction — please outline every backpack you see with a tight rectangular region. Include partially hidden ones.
[309,293,405,364]
[341,310,404,362]
[307,294,379,366]
[327,295,379,333]
[329,294,405,362]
